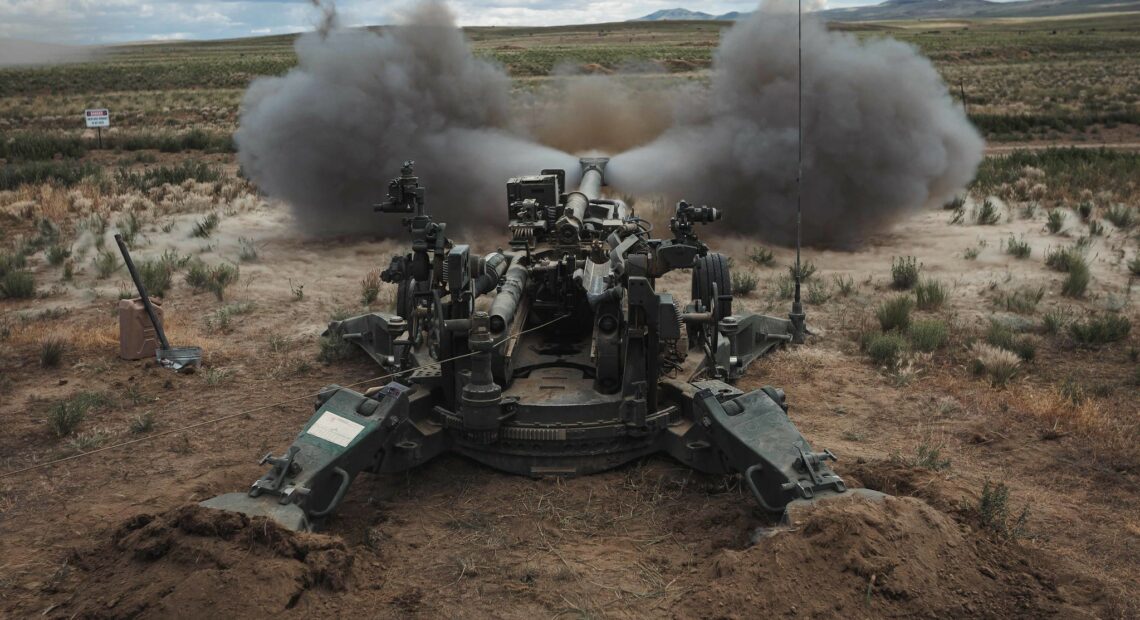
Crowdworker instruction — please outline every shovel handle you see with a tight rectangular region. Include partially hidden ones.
[114,234,171,351]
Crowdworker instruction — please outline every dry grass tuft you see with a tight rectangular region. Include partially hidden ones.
[970,342,1021,387]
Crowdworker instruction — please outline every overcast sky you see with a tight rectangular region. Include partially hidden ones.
[0,0,1021,45]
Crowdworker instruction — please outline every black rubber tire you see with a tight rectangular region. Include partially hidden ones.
[692,252,733,319]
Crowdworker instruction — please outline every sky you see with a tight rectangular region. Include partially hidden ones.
[0,0,1021,45]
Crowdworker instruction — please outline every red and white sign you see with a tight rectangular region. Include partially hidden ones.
[84,108,110,128]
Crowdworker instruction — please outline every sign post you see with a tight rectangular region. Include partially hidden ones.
[84,108,110,148]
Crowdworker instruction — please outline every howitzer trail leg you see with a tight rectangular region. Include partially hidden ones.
[201,383,446,531]
[668,387,864,515]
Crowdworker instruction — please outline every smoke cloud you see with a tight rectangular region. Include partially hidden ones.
[607,2,984,247]
[239,0,982,247]
[236,1,575,236]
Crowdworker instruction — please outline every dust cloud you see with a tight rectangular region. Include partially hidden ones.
[525,66,675,155]
[235,1,575,236]
[607,1,985,247]
[0,39,94,67]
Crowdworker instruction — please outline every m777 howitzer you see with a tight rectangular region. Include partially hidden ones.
[203,158,877,531]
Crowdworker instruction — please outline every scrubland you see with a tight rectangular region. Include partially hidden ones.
[1,13,1139,619]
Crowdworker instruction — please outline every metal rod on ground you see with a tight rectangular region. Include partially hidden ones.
[114,233,171,351]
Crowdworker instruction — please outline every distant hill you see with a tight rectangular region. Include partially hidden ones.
[821,0,1140,21]
[633,0,1140,23]
[630,8,752,21]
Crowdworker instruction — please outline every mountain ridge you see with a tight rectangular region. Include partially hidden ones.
[630,0,1140,22]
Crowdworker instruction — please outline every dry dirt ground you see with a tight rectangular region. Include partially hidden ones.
[2,183,1139,618]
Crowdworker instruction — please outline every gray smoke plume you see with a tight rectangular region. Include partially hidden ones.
[236,1,575,236]
[607,2,984,247]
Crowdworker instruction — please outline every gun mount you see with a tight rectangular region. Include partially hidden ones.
[203,158,874,531]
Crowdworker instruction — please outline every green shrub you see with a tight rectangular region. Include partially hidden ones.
[1087,219,1105,236]
[1077,201,1094,220]
[908,319,948,352]
[876,295,914,331]
[0,251,27,276]
[46,244,71,267]
[1129,256,1140,277]
[864,332,907,367]
[0,132,87,161]
[1042,309,1066,335]
[45,392,110,438]
[787,261,817,281]
[986,320,1037,362]
[0,269,36,299]
[833,275,855,297]
[731,271,759,296]
[185,259,210,290]
[1045,209,1066,234]
[914,278,947,310]
[115,160,222,192]
[1044,246,1086,273]
[39,337,66,367]
[0,161,101,191]
[138,259,174,297]
[806,280,831,305]
[93,250,120,279]
[205,301,255,333]
[185,260,239,301]
[975,199,1001,225]
[891,256,921,290]
[1069,314,1131,347]
[1061,261,1090,298]
[978,479,1029,540]
[747,246,774,266]
[996,287,1044,314]
[47,402,85,438]
[773,274,795,300]
[207,263,239,301]
[1104,204,1136,229]
[1004,235,1031,259]
[191,213,220,239]
[117,211,144,246]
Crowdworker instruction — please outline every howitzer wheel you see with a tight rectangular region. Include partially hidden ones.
[691,253,733,343]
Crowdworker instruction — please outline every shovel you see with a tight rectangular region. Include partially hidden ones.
[114,234,202,371]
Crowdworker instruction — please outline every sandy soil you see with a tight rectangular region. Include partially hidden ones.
[1,189,1138,618]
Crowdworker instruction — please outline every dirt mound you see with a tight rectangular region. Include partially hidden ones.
[55,505,353,618]
[681,495,1075,618]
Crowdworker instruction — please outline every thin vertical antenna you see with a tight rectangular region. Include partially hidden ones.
[791,0,806,343]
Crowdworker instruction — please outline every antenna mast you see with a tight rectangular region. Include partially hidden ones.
[790,0,806,344]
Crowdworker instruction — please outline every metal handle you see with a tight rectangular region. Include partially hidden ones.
[306,467,351,518]
[744,463,784,514]
[114,233,171,350]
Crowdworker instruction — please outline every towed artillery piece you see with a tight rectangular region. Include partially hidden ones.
[204,158,862,531]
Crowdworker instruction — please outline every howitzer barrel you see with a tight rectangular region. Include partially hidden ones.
[564,157,609,222]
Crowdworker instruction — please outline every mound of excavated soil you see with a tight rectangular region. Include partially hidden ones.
[56,505,352,618]
[45,465,1114,619]
[681,495,1078,619]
